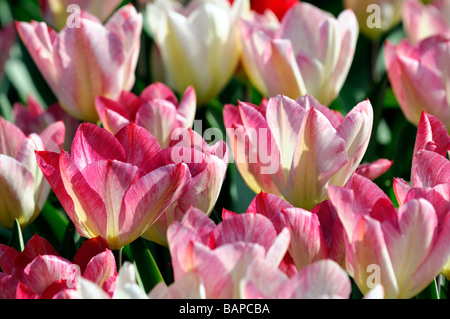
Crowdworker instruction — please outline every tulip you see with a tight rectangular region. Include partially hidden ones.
[238,2,358,106]
[13,94,79,150]
[223,94,374,210]
[328,173,450,299]
[0,117,64,229]
[228,0,298,21]
[393,111,450,279]
[225,192,345,276]
[384,36,450,130]
[0,24,16,81]
[142,128,229,246]
[39,0,122,31]
[35,122,193,250]
[0,235,116,299]
[146,0,250,105]
[16,4,142,123]
[166,207,291,298]
[402,0,450,44]
[343,0,404,39]
[95,82,196,148]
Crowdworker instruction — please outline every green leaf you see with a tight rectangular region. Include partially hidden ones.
[416,278,439,299]
[129,238,165,294]
[60,222,77,261]
[8,219,24,252]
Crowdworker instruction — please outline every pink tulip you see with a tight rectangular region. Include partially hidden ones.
[35,122,193,250]
[39,0,122,30]
[393,111,450,279]
[239,2,358,105]
[0,117,64,229]
[16,4,142,122]
[223,94,374,210]
[0,24,16,80]
[165,207,291,298]
[0,235,117,299]
[95,82,196,148]
[328,173,450,299]
[13,94,79,150]
[385,36,450,130]
[142,128,229,246]
[402,0,450,44]
[224,192,345,276]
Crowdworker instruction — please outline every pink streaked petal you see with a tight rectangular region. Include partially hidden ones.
[0,273,20,299]
[83,250,117,288]
[295,95,344,128]
[290,259,351,299]
[411,212,450,296]
[180,207,216,243]
[265,95,306,176]
[0,117,26,158]
[71,123,125,170]
[272,208,329,270]
[0,244,21,277]
[393,178,411,207]
[404,186,450,226]
[285,107,348,210]
[265,227,291,267]
[139,82,178,105]
[59,151,108,239]
[246,191,293,220]
[38,121,65,153]
[355,159,393,181]
[114,123,161,172]
[134,100,178,149]
[348,216,398,298]
[95,96,131,135]
[332,100,373,187]
[414,111,450,157]
[120,163,191,247]
[208,214,278,252]
[177,86,197,129]
[224,103,282,196]
[383,199,440,299]
[413,150,450,188]
[21,255,79,296]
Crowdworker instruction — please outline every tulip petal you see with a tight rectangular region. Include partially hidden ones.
[246,191,294,220]
[285,108,348,210]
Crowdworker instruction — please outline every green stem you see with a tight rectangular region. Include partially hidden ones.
[113,248,123,271]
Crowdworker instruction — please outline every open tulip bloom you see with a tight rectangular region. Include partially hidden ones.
[0,117,65,229]
[16,4,142,123]
[224,94,376,210]
[35,122,194,250]
[239,2,358,106]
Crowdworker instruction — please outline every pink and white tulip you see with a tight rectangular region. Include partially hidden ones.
[393,111,450,279]
[328,173,450,299]
[402,0,450,44]
[39,0,122,30]
[95,82,196,148]
[35,122,193,250]
[13,94,79,150]
[146,0,250,105]
[239,2,358,105]
[16,4,142,122]
[344,0,404,39]
[385,36,450,130]
[142,128,229,246]
[223,94,374,210]
[0,117,64,229]
[0,235,117,299]
[165,207,290,298]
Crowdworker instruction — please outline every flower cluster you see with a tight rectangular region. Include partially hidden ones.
[0,0,449,301]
